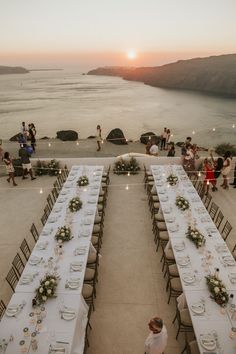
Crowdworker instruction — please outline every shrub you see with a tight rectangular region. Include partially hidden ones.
[215,143,236,157]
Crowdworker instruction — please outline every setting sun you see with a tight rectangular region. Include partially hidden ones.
[127,49,137,60]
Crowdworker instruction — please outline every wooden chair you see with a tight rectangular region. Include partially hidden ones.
[0,300,6,320]
[209,201,219,221]
[82,284,95,311]
[20,238,31,261]
[5,267,19,292]
[47,194,54,211]
[30,223,39,243]
[41,212,48,226]
[44,204,51,218]
[51,188,59,202]
[203,193,212,211]
[221,220,233,241]
[215,210,224,230]
[57,173,64,188]
[64,165,69,177]
[12,253,25,277]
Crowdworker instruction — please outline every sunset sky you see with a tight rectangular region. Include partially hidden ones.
[0,0,235,69]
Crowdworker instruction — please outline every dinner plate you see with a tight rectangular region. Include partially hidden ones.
[36,242,48,250]
[60,190,68,195]
[70,262,83,271]
[6,304,21,317]
[84,209,93,215]
[53,206,62,213]
[41,228,52,236]
[222,256,235,266]
[29,256,41,265]
[177,257,190,266]
[64,183,72,189]
[79,230,90,237]
[83,218,92,225]
[191,302,205,314]
[200,334,216,351]
[74,247,87,255]
[88,198,96,204]
[174,243,185,251]
[166,216,175,223]
[48,216,57,223]
[160,196,168,202]
[61,311,76,321]
[158,189,166,194]
[169,224,179,232]
[57,198,67,203]
[89,191,97,196]
[163,207,172,214]
[182,274,195,284]
[67,278,80,289]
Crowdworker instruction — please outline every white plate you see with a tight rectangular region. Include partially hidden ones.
[200,335,216,351]
[84,209,93,215]
[57,198,66,203]
[79,230,90,237]
[166,216,175,223]
[29,256,41,265]
[160,196,168,202]
[191,302,205,314]
[169,224,179,232]
[177,257,190,266]
[89,191,97,196]
[53,207,62,213]
[61,311,76,321]
[5,305,21,317]
[67,279,80,289]
[182,274,195,284]
[36,242,48,250]
[60,190,68,195]
[88,198,96,204]
[48,216,57,223]
[41,229,51,236]
[64,183,72,189]
[70,263,83,271]
[174,243,185,251]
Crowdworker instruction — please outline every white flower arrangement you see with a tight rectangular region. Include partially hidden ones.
[206,274,229,306]
[34,274,58,305]
[77,175,89,187]
[186,226,206,248]
[55,225,72,242]
[68,197,82,213]
[166,174,178,186]
[175,196,190,211]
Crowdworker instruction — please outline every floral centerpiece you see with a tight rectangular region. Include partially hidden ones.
[55,226,72,242]
[175,196,190,211]
[186,226,205,248]
[166,174,178,186]
[47,159,60,176]
[77,175,89,187]
[68,197,82,212]
[34,274,58,305]
[206,274,229,306]
[113,157,140,175]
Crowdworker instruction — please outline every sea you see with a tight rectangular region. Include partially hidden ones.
[0,69,235,148]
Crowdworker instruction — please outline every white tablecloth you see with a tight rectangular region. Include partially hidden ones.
[151,164,236,354]
[0,165,103,354]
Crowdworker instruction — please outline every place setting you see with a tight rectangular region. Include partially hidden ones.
[5,301,26,318]
[36,241,49,251]
[70,261,83,272]
[20,272,39,285]
[28,255,43,266]
[176,255,191,268]
[65,276,81,290]
[190,298,206,317]
[41,227,54,237]
[78,229,90,238]
[219,254,236,267]
[173,240,185,252]
[73,246,87,256]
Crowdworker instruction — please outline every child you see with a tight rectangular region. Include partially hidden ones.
[3,152,17,186]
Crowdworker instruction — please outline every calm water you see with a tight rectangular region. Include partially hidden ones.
[0,69,235,147]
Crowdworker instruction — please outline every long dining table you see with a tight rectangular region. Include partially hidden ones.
[151,164,236,354]
[0,165,103,354]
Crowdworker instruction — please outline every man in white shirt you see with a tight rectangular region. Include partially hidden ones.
[144,317,168,354]
[150,143,159,156]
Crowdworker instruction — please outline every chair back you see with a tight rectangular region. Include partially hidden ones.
[204,193,212,210]
[221,220,232,241]
[215,210,224,230]
[47,194,54,211]
[209,201,219,221]
[6,267,19,292]
[20,238,31,261]
[12,252,25,277]
[0,300,6,320]
[30,223,39,243]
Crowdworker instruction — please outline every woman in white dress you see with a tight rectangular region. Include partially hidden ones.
[221,151,232,189]
[3,152,17,186]
[96,125,102,151]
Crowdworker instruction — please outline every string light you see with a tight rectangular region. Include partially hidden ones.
[101,140,104,144]
[127,172,130,176]
[76,141,79,146]
[83,188,87,192]
[126,139,128,143]
[125,185,129,190]
[233,124,235,128]
[212,128,216,132]
[207,180,209,185]
[59,169,62,174]
[192,130,195,135]
[48,143,51,147]
[149,136,151,140]
[39,188,43,194]
[171,134,174,137]
[198,171,201,177]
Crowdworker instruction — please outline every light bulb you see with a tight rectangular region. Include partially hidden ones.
[233,124,235,128]
[212,127,216,132]
[192,130,195,135]
[48,143,51,147]
[59,169,62,175]
[76,141,79,146]
[39,188,43,194]
[125,185,129,190]
[101,140,104,144]
[207,180,209,185]
[171,134,173,137]
[127,172,130,176]
[126,139,128,143]
[198,171,201,177]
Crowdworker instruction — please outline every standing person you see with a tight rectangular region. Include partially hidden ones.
[230,162,236,188]
[18,144,36,180]
[0,140,3,160]
[210,153,223,187]
[28,123,36,152]
[166,129,171,149]
[3,152,17,186]
[144,317,168,354]
[160,128,167,150]
[221,151,232,189]
[203,158,217,194]
[183,144,196,176]
[146,140,152,155]
[167,143,175,157]
[96,125,102,151]
[21,121,28,140]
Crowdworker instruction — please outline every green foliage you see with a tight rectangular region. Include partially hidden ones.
[113,157,140,175]
[35,159,60,176]
[215,143,236,157]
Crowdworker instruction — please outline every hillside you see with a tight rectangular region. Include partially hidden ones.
[88,54,236,96]
[0,66,29,75]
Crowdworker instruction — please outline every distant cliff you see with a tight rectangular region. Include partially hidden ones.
[88,54,236,96]
[0,66,29,75]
